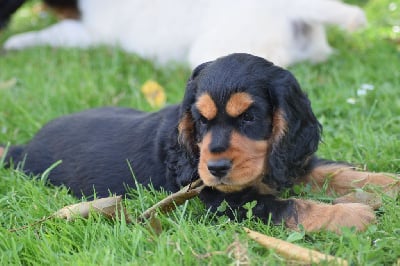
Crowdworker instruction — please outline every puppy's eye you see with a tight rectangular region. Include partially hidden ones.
[241,111,255,122]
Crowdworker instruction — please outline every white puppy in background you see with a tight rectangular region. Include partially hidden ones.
[3,0,367,67]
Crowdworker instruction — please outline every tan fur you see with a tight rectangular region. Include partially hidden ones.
[298,163,400,208]
[198,131,268,192]
[43,3,80,20]
[333,191,382,209]
[196,93,217,120]
[177,113,195,151]
[286,199,375,233]
[225,92,253,117]
[255,182,277,195]
[271,109,287,141]
[303,163,399,195]
[0,147,4,158]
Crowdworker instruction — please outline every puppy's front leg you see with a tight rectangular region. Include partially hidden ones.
[302,162,400,208]
[285,199,375,234]
[199,187,375,233]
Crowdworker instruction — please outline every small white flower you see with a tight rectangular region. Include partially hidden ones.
[357,89,367,96]
[347,98,357,104]
[360,83,374,91]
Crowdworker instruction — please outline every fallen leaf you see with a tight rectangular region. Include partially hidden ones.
[9,196,130,232]
[244,227,348,265]
[141,80,166,108]
[53,195,131,222]
[147,213,163,236]
[0,77,17,90]
[226,235,250,265]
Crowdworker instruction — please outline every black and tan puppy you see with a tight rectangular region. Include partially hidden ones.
[1,53,398,233]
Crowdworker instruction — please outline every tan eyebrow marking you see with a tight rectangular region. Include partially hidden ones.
[226,92,254,117]
[196,93,217,120]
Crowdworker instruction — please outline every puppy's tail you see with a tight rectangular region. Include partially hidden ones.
[0,144,25,167]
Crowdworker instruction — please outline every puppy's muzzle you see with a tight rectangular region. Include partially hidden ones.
[207,159,232,178]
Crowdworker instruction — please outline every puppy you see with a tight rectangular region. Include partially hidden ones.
[3,0,367,67]
[1,53,398,233]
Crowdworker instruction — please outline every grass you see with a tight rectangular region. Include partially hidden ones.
[0,0,399,265]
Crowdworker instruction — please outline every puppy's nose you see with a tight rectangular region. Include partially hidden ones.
[207,159,232,178]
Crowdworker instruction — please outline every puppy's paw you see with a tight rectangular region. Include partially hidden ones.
[344,7,367,32]
[287,200,375,234]
[333,191,382,209]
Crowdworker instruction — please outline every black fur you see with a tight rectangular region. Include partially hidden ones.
[0,0,25,29]
[0,0,78,29]
[3,53,322,224]
[266,68,321,189]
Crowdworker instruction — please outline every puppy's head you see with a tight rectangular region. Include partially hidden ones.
[179,53,321,192]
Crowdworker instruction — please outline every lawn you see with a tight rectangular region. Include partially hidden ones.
[0,0,399,265]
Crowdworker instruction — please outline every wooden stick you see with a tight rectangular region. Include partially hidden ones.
[244,227,348,265]
[139,179,205,221]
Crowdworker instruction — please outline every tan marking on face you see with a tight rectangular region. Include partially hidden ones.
[0,147,4,158]
[225,92,254,117]
[198,131,268,192]
[285,199,375,234]
[196,93,217,120]
[271,109,287,141]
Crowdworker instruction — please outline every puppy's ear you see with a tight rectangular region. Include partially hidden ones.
[266,70,321,189]
[178,61,212,154]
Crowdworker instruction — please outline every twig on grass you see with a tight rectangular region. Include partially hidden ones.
[8,216,53,233]
[138,179,205,221]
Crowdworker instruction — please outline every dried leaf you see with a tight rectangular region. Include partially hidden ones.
[226,235,250,265]
[191,236,249,264]
[148,213,163,236]
[244,227,348,265]
[139,179,205,221]
[141,80,166,108]
[9,196,130,232]
[53,195,130,222]
[0,77,17,90]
